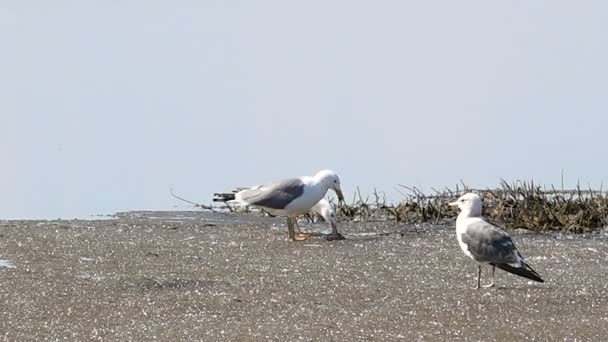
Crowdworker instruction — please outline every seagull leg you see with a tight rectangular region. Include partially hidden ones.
[286,217,305,241]
[325,222,345,241]
[482,265,496,288]
[471,265,481,290]
[293,218,307,241]
[287,217,296,241]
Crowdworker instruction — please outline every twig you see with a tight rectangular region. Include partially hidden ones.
[169,188,217,212]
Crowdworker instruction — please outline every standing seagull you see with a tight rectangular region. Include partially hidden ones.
[228,170,344,241]
[449,193,544,289]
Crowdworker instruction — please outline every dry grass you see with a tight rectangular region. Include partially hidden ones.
[335,181,608,232]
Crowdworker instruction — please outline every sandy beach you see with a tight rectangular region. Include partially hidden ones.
[1,212,607,341]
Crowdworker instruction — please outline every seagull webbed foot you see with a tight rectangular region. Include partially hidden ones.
[482,265,496,288]
[325,233,345,241]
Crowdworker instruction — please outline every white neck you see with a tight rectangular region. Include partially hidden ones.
[457,207,481,221]
[300,176,327,194]
[457,210,471,223]
[307,174,328,187]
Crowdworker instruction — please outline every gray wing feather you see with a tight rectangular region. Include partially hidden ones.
[461,220,520,264]
[237,178,304,210]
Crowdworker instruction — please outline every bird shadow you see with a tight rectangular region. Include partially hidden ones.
[494,284,552,292]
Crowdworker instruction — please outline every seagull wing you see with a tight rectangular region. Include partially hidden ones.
[460,219,520,265]
[235,178,305,210]
[461,218,544,283]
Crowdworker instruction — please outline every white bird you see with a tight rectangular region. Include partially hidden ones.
[215,192,341,240]
[449,193,544,289]
[224,170,344,241]
[309,198,340,238]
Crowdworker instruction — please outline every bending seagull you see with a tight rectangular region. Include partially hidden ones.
[214,192,341,239]
[228,170,344,241]
[449,193,544,289]
[310,199,340,238]
[275,198,341,240]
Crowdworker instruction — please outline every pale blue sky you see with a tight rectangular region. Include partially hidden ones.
[1,1,607,219]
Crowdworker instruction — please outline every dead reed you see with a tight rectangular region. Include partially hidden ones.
[335,181,608,232]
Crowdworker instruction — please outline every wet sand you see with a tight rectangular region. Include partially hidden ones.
[1,212,607,341]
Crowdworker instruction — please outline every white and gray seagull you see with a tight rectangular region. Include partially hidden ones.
[449,192,544,289]
[226,170,344,241]
[215,191,340,239]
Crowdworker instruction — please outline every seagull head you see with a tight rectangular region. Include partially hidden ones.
[315,170,345,202]
[448,192,482,216]
[312,199,338,232]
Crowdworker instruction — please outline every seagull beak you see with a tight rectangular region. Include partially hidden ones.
[448,201,458,207]
[335,188,345,202]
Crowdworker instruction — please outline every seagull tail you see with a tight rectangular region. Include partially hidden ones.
[495,262,544,283]
[226,192,252,208]
[212,192,236,202]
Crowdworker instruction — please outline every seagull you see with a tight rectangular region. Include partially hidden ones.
[224,170,344,241]
[310,198,340,238]
[449,192,544,289]
[214,192,342,240]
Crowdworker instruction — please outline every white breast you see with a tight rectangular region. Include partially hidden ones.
[456,216,475,260]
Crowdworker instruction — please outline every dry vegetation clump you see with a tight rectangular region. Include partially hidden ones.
[335,181,608,232]
[334,185,456,224]
[479,180,608,232]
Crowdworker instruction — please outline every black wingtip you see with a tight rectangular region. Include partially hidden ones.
[494,263,544,283]
[212,192,236,202]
